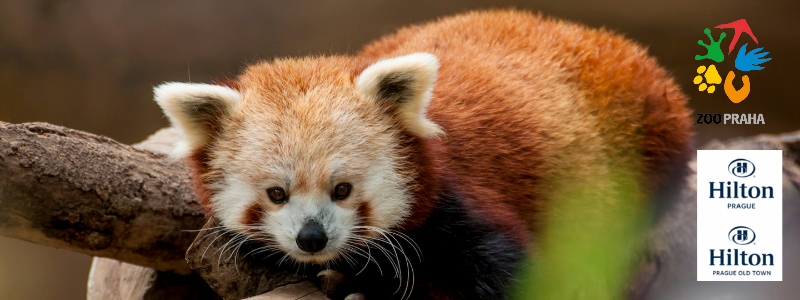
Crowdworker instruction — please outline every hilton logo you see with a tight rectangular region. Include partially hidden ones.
[697,150,782,281]
[728,159,755,178]
[728,226,756,245]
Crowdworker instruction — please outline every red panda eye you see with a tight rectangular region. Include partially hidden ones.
[333,183,352,200]
[267,187,287,204]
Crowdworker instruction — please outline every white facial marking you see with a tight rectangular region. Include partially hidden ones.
[209,174,258,228]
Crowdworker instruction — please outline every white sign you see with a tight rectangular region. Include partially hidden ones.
[697,150,782,281]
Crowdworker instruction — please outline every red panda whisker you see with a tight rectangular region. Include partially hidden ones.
[355,237,398,276]
[373,236,413,299]
[276,253,291,268]
[370,227,421,264]
[215,230,266,267]
[214,232,246,257]
[339,252,357,269]
[370,230,405,276]
[351,235,409,295]
[243,245,279,257]
[201,228,241,261]
[217,234,249,267]
[348,239,379,266]
[354,227,417,300]
[230,236,257,273]
[182,225,230,232]
[255,249,284,261]
[386,229,422,261]
[340,247,367,267]
[347,238,383,276]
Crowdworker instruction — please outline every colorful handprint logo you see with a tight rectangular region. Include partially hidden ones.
[735,43,771,71]
[695,29,726,63]
[693,19,771,103]
[694,65,722,93]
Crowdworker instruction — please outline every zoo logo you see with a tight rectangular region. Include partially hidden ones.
[693,19,771,103]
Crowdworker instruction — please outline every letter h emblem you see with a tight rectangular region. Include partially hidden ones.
[736,229,748,241]
[736,162,747,174]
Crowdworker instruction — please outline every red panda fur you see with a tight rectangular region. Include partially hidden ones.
[178,9,692,300]
[354,10,693,245]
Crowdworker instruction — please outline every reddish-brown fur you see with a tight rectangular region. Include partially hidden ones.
[241,203,265,226]
[356,10,692,243]
[188,150,213,212]
[193,9,692,250]
[169,10,695,299]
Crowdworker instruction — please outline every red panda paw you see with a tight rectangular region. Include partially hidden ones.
[344,293,367,300]
[316,269,366,300]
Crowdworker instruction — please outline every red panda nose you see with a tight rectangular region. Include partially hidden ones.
[296,220,328,253]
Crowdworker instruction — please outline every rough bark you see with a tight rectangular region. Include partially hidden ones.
[0,122,205,273]
[85,128,223,300]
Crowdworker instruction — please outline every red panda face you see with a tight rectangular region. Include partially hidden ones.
[204,81,414,263]
[154,53,442,263]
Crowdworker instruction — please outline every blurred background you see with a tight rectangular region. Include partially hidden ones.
[0,0,797,299]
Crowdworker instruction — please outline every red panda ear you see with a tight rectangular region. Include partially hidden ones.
[153,82,240,158]
[356,53,444,138]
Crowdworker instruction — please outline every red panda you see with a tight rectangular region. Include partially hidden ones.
[154,10,692,300]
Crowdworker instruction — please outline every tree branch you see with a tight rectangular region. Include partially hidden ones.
[0,122,205,273]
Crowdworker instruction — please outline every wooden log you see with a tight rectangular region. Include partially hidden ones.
[87,256,224,300]
[0,122,205,273]
[242,281,327,300]
[85,128,223,300]
[87,257,157,300]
